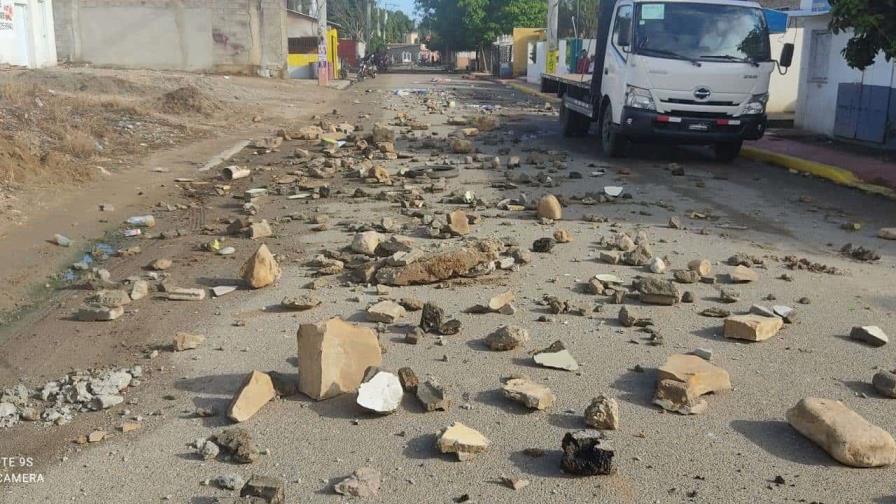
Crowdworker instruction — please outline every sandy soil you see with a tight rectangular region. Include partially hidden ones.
[1,71,896,504]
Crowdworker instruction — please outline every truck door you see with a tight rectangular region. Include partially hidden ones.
[604,2,633,124]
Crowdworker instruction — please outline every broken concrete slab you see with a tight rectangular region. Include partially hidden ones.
[240,474,285,504]
[638,277,680,305]
[730,265,758,283]
[584,395,619,430]
[787,398,896,467]
[724,314,784,342]
[437,422,490,461]
[228,371,276,423]
[654,354,731,415]
[850,326,888,347]
[375,239,502,286]
[533,341,579,371]
[76,304,124,322]
[296,318,382,400]
[561,430,615,476]
[164,288,207,301]
[356,370,403,414]
[502,378,555,410]
[241,244,281,289]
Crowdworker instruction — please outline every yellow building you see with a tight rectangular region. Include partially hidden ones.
[286,10,340,79]
[512,28,544,77]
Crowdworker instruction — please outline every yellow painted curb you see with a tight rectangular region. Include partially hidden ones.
[741,147,896,199]
[505,81,560,103]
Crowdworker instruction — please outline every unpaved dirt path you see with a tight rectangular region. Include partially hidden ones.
[2,72,896,504]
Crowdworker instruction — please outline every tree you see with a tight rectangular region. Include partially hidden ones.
[558,0,598,38]
[385,10,416,43]
[329,0,368,41]
[828,0,896,70]
[416,0,546,52]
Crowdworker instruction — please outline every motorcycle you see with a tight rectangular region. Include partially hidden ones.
[357,60,377,81]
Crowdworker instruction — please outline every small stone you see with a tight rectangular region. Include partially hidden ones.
[90,394,124,410]
[730,265,758,283]
[130,280,150,301]
[212,286,238,297]
[773,305,797,323]
[398,297,424,311]
[561,430,615,476]
[404,327,422,345]
[687,259,711,277]
[668,217,682,229]
[334,467,381,497]
[532,237,556,253]
[681,291,695,303]
[280,295,321,311]
[500,477,530,490]
[228,371,276,423]
[553,229,572,243]
[416,379,451,411]
[878,228,896,240]
[673,270,701,284]
[164,288,206,301]
[437,422,490,461]
[749,304,777,318]
[173,332,205,351]
[352,231,382,256]
[487,291,514,312]
[533,341,579,371]
[690,348,713,361]
[638,278,680,305]
[450,138,474,154]
[724,315,784,342]
[502,378,555,410]
[77,304,124,322]
[149,258,173,271]
[367,300,406,324]
[357,371,403,414]
[648,257,666,274]
[87,430,106,443]
[214,428,259,464]
[447,210,471,236]
[787,397,896,467]
[214,474,245,491]
[397,367,419,393]
[872,371,896,398]
[485,325,529,351]
[240,244,281,289]
[599,251,620,264]
[241,474,285,504]
[719,288,740,303]
[584,395,620,430]
[850,326,888,347]
[536,194,562,220]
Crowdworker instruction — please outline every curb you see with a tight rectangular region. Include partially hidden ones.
[505,81,561,104]
[741,147,896,199]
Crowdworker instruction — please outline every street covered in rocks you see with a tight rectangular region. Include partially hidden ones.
[2,71,896,503]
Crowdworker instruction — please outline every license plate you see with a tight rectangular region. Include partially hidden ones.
[688,122,711,131]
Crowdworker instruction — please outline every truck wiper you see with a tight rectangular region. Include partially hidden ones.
[700,54,760,67]
[638,48,702,67]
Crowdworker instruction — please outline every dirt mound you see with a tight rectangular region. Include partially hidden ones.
[156,86,220,115]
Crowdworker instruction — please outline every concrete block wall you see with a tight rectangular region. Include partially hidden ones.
[53,0,287,77]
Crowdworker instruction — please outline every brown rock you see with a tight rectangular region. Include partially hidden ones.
[553,229,572,243]
[724,314,784,342]
[437,422,490,461]
[375,240,501,286]
[296,318,382,400]
[397,367,419,393]
[654,354,731,415]
[367,300,406,324]
[730,265,758,283]
[240,244,281,289]
[228,371,276,423]
[149,258,172,271]
[502,378,555,410]
[536,194,562,220]
[447,210,471,236]
[687,259,712,277]
[173,332,206,351]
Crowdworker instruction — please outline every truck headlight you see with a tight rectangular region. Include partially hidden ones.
[743,93,768,115]
[625,85,656,111]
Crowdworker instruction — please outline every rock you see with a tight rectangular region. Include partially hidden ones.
[584,396,619,430]
[366,165,391,183]
[669,216,682,229]
[241,244,281,289]
[485,325,529,351]
[398,297,424,311]
[500,477,530,490]
[397,367,419,393]
[533,341,579,371]
[246,220,273,240]
[599,251,620,264]
[673,270,700,284]
[681,291,695,303]
[367,300,406,324]
[240,474,285,504]
[214,428,259,464]
[352,231,382,256]
[749,304,777,318]
[622,243,653,266]
[164,287,206,301]
[878,228,896,240]
[227,371,276,423]
[873,371,896,398]
[334,467,381,497]
[196,439,220,460]
[487,291,514,313]
[648,257,666,274]
[417,379,451,411]
[787,398,896,467]
[214,474,245,491]
[212,285,238,297]
[724,315,784,342]
[690,348,714,361]
[688,259,711,277]
[130,280,150,301]
[376,240,501,286]
[173,332,205,351]
[850,326,888,347]
[357,371,403,414]
[730,265,758,283]
[371,123,395,143]
[638,278,680,305]
[77,304,124,322]
[536,195,562,220]
[419,302,460,335]
[450,138,473,154]
[719,288,740,303]
[561,430,615,476]
[437,422,490,461]
[502,378,555,410]
[773,305,797,323]
[447,210,471,236]
[149,258,173,271]
[87,289,131,308]
[280,295,321,311]
[553,229,572,243]
[653,354,731,415]
[296,318,382,400]
[700,307,730,318]
[471,114,499,131]
[532,237,556,253]
[90,394,123,410]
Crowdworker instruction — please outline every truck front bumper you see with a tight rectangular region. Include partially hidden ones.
[619,107,766,144]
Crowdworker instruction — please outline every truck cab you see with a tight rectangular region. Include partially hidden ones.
[548,0,792,161]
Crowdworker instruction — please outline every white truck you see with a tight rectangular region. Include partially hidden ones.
[541,0,793,161]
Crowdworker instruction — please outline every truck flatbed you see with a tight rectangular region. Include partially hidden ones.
[541,72,592,86]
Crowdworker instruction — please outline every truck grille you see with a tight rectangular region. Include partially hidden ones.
[663,98,739,106]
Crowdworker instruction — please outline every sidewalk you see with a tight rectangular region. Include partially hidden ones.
[743,130,896,198]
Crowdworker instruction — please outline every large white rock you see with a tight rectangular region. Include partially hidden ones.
[356,371,403,414]
[787,398,896,467]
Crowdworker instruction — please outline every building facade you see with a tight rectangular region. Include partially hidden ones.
[0,0,57,68]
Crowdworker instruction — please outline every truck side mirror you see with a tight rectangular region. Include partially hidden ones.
[616,22,631,49]
[779,43,794,68]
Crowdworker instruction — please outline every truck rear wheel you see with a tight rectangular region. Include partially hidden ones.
[714,140,743,162]
[600,103,627,157]
[560,100,590,137]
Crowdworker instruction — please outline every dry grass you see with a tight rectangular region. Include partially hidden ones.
[61,130,96,159]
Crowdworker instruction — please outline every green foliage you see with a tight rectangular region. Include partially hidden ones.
[385,10,416,43]
[559,0,598,38]
[368,34,387,53]
[416,0,546,51]
[828,0,896,69]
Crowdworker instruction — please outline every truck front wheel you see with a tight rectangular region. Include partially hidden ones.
[600,104,627,157]
[560,100,590,137]
[713,140,743,162]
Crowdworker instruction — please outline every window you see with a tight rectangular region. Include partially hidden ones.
[612,5,633,56]
[808,30,831,82]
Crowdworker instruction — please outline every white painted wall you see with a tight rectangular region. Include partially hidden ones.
[527,41,545,84]
[0,0,56,68]
[768,27,802,114]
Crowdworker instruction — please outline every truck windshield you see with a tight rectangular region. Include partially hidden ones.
[634,2,771,63]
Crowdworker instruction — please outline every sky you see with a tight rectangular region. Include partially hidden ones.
[387,0,419,20]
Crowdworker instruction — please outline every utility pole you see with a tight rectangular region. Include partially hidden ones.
[546,0,559,74]
[365,0,372,44]
[317,0,329,85]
